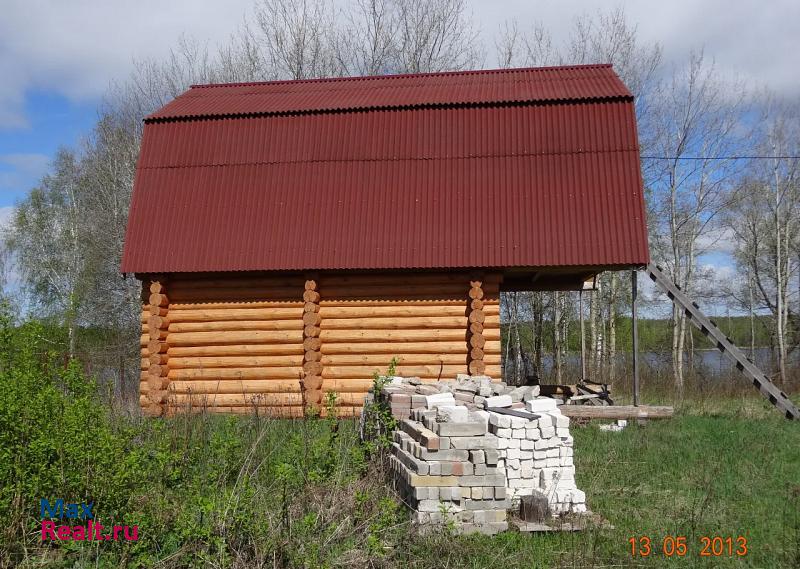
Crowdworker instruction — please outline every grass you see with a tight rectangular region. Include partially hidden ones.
[2,316,798,567]
[7,403,798,568]
[400,403,800,569]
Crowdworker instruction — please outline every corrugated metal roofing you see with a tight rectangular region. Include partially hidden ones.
[148,64,632,120]
[122,65,649,273]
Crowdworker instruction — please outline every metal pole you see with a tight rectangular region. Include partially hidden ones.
[579,290,586,382]
[631,269,640,406]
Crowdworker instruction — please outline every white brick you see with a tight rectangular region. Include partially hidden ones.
[489,413,512,428]
[526,398,558,413]
[436,405,469,423]
[484,395,513,409]
[425,393,456,409]
[540,427,555,438]
[510,416,528,429]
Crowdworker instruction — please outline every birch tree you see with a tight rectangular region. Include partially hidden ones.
[5,150,86,357]
[647,51,749,390]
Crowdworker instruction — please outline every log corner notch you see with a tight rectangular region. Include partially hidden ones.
[302,274,323,412]
[145,275,170,417]
[467,273,487,376]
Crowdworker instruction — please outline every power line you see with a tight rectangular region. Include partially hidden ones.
[641,155,800,160]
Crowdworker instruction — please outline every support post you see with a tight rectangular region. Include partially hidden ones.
[579,290,586,382]
[146,275,170,417]
[302,274,323,413]
[631,269,640,407]
[467,273,486,376]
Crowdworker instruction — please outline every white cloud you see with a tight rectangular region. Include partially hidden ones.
[695,226,737,256]
[0,153,50,194]
[0,0,253,129]
[474,0,800,93]
[1,1,798,129]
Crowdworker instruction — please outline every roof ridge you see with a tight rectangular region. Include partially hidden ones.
[188,63,614,90]
[143,95,632,123]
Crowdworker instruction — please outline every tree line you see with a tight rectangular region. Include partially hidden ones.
[1,1,797,397]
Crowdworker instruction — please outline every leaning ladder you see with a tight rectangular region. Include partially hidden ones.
[645,263,799,420]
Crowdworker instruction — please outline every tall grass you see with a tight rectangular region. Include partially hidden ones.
[1,307,798,568]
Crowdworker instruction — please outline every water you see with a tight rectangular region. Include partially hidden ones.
[504,347,799,381]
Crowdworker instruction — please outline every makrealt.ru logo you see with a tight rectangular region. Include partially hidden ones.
[40,498,138,542]
[40,499,94,520]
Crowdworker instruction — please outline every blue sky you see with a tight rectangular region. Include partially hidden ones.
[0,92,97,207]
[1,0,797,312]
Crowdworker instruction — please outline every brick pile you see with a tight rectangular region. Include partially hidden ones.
[365,375,587,534]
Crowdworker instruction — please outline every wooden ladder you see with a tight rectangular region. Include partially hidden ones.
[645,263,799,420]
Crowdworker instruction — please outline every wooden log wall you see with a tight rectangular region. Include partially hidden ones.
[137,271,502,417]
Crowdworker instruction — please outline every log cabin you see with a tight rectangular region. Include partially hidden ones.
[121,64,650,417]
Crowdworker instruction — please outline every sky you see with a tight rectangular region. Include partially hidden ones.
[0,0,797,309]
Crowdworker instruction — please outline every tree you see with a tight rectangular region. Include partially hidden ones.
[726,97,799,385]
[5,150,86,357]
[646,51,749,390]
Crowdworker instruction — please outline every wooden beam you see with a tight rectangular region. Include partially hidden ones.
[559,405,673,420]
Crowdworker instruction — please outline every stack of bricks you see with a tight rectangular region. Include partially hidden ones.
[366,374,588,533]
[489,397,586,514]
[389,396,509,535]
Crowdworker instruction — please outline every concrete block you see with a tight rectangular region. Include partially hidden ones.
[407,474,460,487]
[555,414,570,428]
[425,393,456,409]
[510,416,529,429]
[464,499,510,510]
[473,463,486,475]
[521,439,535,450]
[523,385,541,401]
[399,419,440,450]
[507,438,520,449]
[428,462,441,476]
[437,421,487,437]
[472,410,490,427]
[494,486,506,500]
[540,426,556,438]
[436,405,469,423]
[470,449,485,464]
[458,474,505,487]
[489,413,512,429]
[471,487,484,500]
[484,394,513,409]
[473,510,507,524]
[512,428,525,439]
[484,448,500,466]
[494,427,512,438]
[506,447,520,460]
[449,436,498,450]
[526,398,558,413]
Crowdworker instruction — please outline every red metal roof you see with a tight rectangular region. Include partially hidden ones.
[122,65,649,273]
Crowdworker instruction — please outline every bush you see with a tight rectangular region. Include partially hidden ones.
[0,306,402,567]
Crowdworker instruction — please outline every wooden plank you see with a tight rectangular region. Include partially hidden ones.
[167,379,302,394]
[168,344,304,357]
[559,405,674,420]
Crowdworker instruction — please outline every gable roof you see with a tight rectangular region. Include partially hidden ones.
[121,64,649,273]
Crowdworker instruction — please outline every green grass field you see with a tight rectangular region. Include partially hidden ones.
[2,322,798,567]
